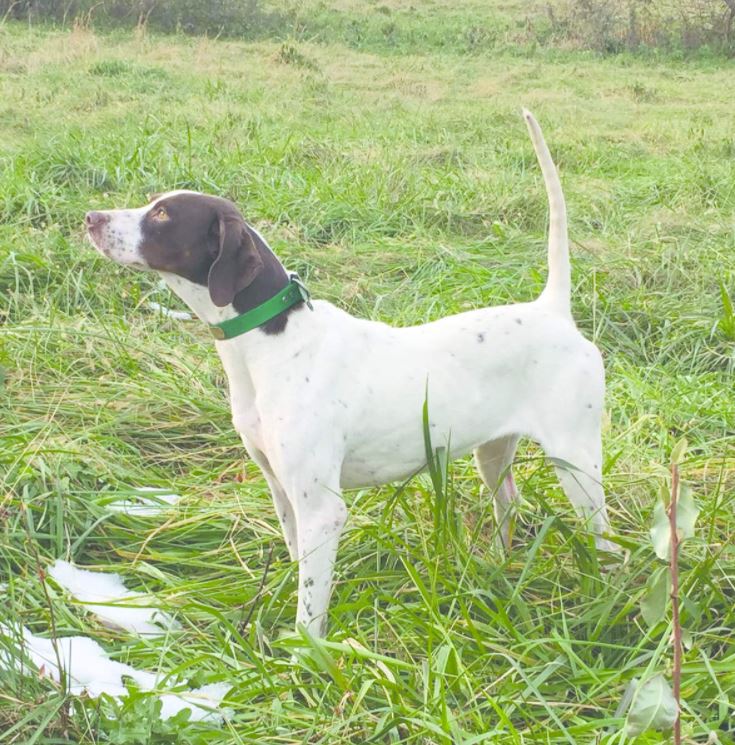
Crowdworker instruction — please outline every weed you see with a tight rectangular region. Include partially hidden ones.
[276,41,319,71]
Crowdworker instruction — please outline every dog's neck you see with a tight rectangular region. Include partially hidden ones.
[229,227,297,335]
[159,228,303,336]
[159,233,311,426]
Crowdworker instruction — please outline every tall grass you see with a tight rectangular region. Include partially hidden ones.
[1,15,733,744]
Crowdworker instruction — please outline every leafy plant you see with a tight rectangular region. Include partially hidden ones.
[625,674,679,737]
[626,441,700,741]
[717,280,735,341]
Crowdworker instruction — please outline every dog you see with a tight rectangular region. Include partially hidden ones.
[86,110,616,637]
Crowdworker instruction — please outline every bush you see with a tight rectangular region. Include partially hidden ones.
[542,0,735,55]
[0,0,282,38]
[3,0,735,55]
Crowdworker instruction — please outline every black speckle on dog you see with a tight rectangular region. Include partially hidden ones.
[302,490,308,499]
[587,403,593,409]
[305,376,310,383]
[515,318,522,325]
[305,577,314,588]
[477,333,485,343]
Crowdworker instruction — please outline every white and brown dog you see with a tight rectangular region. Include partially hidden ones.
[86,111,616,637]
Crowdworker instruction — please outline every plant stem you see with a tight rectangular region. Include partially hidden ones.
[670,462,682,745]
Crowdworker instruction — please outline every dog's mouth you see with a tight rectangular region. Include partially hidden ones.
[86,225,104,247]
[86,227,117,261]
[85,227,146,270]
[86,225,109,255]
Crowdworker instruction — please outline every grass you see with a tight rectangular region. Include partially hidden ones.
[1,7,734,743]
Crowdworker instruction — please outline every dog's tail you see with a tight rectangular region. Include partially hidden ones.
[522,108,571,318]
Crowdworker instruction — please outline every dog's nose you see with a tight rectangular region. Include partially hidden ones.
[85,211,110,229]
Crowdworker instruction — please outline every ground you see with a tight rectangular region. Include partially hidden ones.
[0,5,734,743]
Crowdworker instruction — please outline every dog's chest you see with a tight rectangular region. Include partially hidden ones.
[215,342,266,452]
[215,334,321,457]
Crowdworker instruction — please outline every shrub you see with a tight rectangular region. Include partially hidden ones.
[542,0,735,55]
[0,0,282,38]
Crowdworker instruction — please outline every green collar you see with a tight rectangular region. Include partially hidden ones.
[209,275,313,340]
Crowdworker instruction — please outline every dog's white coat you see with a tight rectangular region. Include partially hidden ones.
[87,111,615,637]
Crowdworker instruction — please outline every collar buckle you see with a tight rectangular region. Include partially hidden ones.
[290,273,314,311]
[209,274,313,340]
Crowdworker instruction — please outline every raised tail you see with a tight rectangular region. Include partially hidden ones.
[522,108,571,317]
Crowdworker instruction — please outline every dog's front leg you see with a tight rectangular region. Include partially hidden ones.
[286,469,347,638]
[263,472,299,562]
[240,442,299,561]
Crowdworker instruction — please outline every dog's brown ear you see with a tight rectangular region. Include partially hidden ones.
[208,211,264,307]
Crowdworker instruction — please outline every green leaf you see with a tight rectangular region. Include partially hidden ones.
[422,386,446,501]
[670,437,688,466]
[649,484,699,560]
[624,673,678,737]
[649,499,671,561]
[718,281,735,340]
[296,624,351,691]
[640,566,670,627]
[677,484,700,542]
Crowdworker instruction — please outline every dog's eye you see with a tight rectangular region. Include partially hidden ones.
[152,206,168,221]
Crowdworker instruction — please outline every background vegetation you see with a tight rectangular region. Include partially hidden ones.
[4,0,735,55]
[1,1,734,742]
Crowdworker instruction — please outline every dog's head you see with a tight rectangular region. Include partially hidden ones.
[86,191,264,307]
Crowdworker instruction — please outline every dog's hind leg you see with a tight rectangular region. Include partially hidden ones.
[542,421,617,553]
[474,434,520,548]
[530,342,617,552]
[551,452,616,552]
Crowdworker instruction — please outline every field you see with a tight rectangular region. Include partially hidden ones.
[1,3,734,743]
